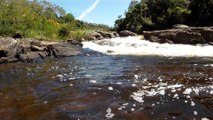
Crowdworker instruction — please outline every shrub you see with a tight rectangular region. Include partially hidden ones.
[58,28,69,38]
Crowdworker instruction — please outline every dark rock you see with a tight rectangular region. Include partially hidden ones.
[88,32,103,40]
[159,39,173,44]
[87,31,120,40]
[49,43,81,57]
[31,40,43,47]
[96,31,115,38]
[0,57,8,63]
[112,32,119,37]
[19,52,47,62]
[0,37,82,64]
[200,29,213,42]
[148,36,161,43]
[12,32,22,39]
[119,30,137,37]
[143,27,213,45]
[67,40,83,47]
[174,31,205,44]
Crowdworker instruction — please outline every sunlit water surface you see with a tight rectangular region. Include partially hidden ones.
[0,37,213,120]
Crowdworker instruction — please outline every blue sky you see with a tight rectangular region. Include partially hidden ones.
[47,0,132,27]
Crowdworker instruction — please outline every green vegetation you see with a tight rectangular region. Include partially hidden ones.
[115,0,213,33]
[0,0,110,41]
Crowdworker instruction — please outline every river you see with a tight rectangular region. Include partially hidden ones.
[0,37,212,120]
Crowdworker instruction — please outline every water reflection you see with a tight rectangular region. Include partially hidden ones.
[0,55,212,120]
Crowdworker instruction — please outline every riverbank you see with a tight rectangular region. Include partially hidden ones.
[0,30,137,64]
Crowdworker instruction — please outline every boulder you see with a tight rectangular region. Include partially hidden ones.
[88,32,103,40]
[0,37,82,64]
[119,30,137,37]
[0,57,8,64]
[49,43,81,57]
[200,29,213,42]
[143,27,213,44]
[174,31,205,44]
[96,31,115,38]
[19,42,31,54]
[0,37,17,54]
[112,32,119,37]
[143,30,173,44]
[0,37,18,62]
[19,52,47,62]
[67,40,83,47]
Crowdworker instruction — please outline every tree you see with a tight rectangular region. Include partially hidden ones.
[114,0,193,32]
[64,13,75,23]
[188,0,213,26]
[0,0,110,39]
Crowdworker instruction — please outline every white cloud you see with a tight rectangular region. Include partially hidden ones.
[77,0,100,20]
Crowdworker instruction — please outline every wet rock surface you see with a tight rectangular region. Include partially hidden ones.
[119,30,137,37]
[87,30,137,40]
[143,27,213,45]
[0,37,82,64]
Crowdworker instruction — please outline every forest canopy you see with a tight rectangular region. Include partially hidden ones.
[0,0,110,40]
[115,0,213,33]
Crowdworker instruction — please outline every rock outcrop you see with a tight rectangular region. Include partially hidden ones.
[87,30,137,40]
[119,30,137,37]
[143,27,213,44]
[88,32,103,40]
[48,43,81,58]
[0,37,82,64]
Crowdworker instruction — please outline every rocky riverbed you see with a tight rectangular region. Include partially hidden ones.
[1,27,213,64]
[0,37,82,64]
[0,30,137,64]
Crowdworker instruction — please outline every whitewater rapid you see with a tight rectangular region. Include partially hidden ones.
[82,36,213,57]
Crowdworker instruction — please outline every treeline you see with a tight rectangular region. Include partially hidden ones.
[0,0,110,40]
[115,0,213,33]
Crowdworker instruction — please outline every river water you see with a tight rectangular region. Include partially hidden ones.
[0,37,212,120]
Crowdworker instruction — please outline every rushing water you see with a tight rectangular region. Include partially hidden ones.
[0,37,213,120]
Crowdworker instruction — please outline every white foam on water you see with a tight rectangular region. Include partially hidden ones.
[204,64,213,67]
[131,91,144,103]
[90,80,97,84]
[202,118,210,120]
[191,101,195,106]
[83,36,213,57]
[108,86,113,91]
[183,88,192,95]
[193,111,198,116]
[130,81,213,105]
[105,108,115,119]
